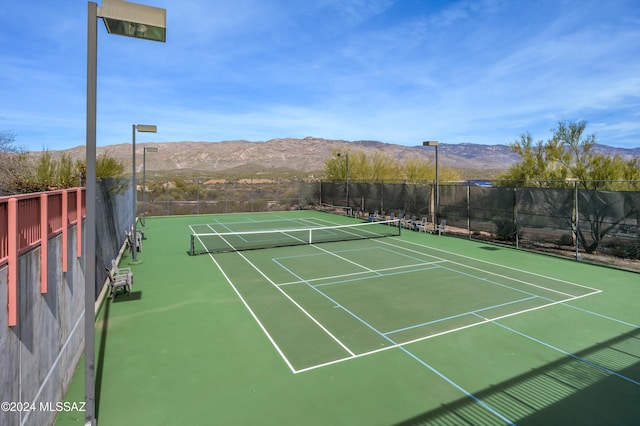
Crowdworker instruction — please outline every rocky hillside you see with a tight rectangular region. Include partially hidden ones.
[33,137,639,177]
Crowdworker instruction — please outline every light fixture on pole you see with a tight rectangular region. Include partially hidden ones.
[337,152,349,211]
[86,1,165,424]
[423,141,439,231]
[142,146,158,227]
[131,124,157,263]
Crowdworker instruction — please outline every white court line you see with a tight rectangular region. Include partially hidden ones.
[197,216,605,376]
[193,217,321,227]
[276,261,445,287]
[191,231,297,374]
[196,216,621,426]
[294,290,599,374]
[310,215,602,296]
[372,237,601,299]
[383,296,539,336]
[302,217,597,300]
[208,233,357,358]
[389,237,601,294]
[311,243,383,276]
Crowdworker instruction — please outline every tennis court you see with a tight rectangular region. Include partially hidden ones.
[58,210,640,425]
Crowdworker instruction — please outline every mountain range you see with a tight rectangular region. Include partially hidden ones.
[37,137,640,178]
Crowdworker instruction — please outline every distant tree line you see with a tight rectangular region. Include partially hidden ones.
[323,148,460,183]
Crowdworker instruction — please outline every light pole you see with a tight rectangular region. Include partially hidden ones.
[423,141,439,231]
[337,152,349,211]
[132,124,157,262]
[86,1,165,424]
[142,146,158,226]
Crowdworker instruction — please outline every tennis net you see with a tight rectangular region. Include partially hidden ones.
[189,219,400,255]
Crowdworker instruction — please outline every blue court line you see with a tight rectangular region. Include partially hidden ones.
[436,262,573,300]
[560,303,640,329]
[273,246,382,261]
[271,258,385,336]
[211,218,236,233]
[485,317,640,387]
[274,255,516,425]
[274,245,438,264]
[210,219,249,243]
[398,347,516,425]
[384,296,539,336]
[374,245,443,264]
[312,265,441,288]
[310,243,385,277]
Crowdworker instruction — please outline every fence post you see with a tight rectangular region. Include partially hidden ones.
[430,182,436,231]
[76,187,83,258]
[514,184,519,249]
[62,189,68,273]
[7,197,17,326]
[196,177,200,215]
[467,183,471,238]
[574,180,579,260]
[40,193,48,293]
[250,178,254,212]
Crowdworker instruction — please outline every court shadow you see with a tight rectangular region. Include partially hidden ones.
[95,294,110,419]
[394,328,640,425]
[479,246,502,251]
[96,290,143,417]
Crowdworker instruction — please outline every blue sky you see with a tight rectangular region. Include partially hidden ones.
[1,0,639,152]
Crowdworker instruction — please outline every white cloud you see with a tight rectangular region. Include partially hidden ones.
[1,0,639,151]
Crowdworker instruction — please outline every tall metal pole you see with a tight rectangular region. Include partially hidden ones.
[142,148,147,225]
[575,179,579,260]
[435,144,439,228]
[85,3,97,424]
[337,152,349,212]
[84,2,165,423]
[423,141,439,231]
[132,125,138,261]
[142,147,146,223]
[345,153,349,211]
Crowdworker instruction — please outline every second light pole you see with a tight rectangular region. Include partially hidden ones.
[132,124,157,262]
[423,141,439,231]
[337,152,349,211]
[142,146,158,227]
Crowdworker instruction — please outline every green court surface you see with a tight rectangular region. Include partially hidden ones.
[56,211,640,425]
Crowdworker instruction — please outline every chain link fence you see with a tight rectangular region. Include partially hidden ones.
[137,177,640,271]
[140,177,303,216]
[302,180,640,272]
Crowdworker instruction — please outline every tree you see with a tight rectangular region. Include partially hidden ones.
[403,157,460,184]
[324,148,459,183]
[0,131,46,195]
[497,132,570,186]
[35,150,57,187]
[77,153,128,195]
[498,120,640,253]
[500,120,639,189]
[2,133,129,195]
[324,149,400,182]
